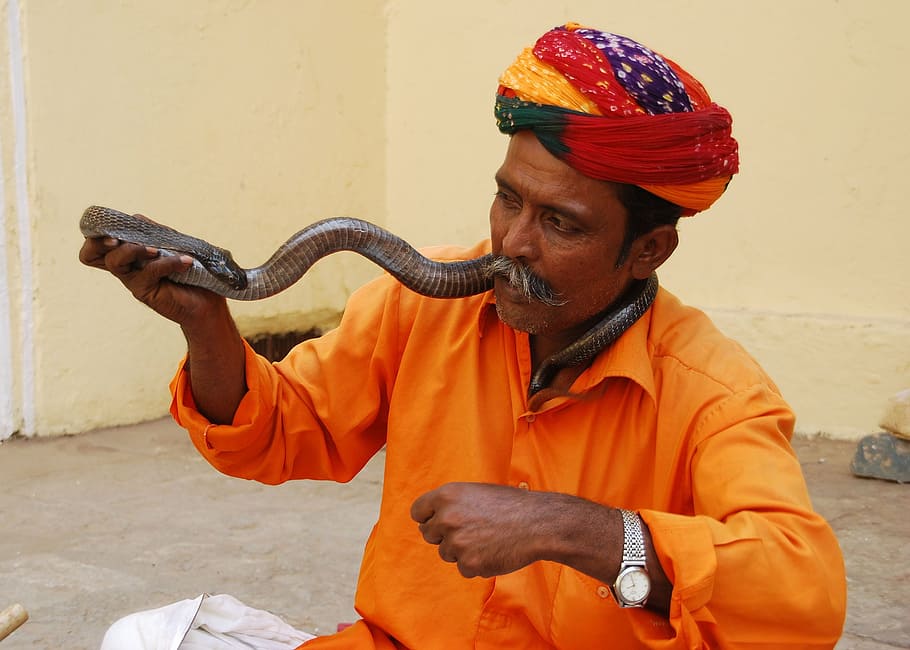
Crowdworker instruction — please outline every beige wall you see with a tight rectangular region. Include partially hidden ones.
[1,1,907,438]
[386,1,910,439]
[2,0,386,435]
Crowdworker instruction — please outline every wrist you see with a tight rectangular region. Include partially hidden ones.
[179,300,247,425]
[532,495,623,572]
[609,509,651,608]
[180,295,233,343]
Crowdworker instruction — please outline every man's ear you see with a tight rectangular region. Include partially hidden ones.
[629,225,679,280]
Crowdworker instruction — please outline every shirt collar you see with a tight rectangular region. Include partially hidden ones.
[580,298,657,403]
[476,285,659,405]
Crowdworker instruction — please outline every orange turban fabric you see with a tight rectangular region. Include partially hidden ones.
[495,23,739,215]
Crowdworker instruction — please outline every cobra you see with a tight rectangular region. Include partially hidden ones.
[80,205,657,394]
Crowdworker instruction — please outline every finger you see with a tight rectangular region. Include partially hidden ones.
[418,521,444,545]
[105,243,191,281]
[102,243,159,277]
[78,236,122,269]
[410,491,436,524]
[437,543,457,564]
[131,253,196,291]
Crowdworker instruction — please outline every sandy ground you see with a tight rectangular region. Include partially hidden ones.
[0,418,907,649]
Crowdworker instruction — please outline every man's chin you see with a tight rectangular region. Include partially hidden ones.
[494,300,548,336]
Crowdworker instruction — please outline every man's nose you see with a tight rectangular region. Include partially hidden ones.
[500,211,539,261]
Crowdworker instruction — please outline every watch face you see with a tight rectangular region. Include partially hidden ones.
[618,567,651,604]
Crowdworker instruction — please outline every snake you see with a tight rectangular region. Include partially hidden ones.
[80,205,658,395]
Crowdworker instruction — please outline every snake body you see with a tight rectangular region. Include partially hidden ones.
[80,206,493,301]
[80,205,657,394]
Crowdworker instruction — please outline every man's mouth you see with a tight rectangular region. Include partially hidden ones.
[494,276,532,304]
[485,255,566,306]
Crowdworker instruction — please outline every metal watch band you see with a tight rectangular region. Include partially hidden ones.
[619,508,646,566]
[611,508,650,608]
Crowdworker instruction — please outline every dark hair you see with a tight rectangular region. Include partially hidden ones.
[614,183,682,267]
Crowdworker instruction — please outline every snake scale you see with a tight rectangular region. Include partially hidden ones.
[80,205,657,394]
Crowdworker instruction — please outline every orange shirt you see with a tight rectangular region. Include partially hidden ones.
[171,241,846,649]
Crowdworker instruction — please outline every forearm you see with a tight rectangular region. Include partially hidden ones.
[412,483,674,615]
[536,495,672,616]
[181,297,247,424]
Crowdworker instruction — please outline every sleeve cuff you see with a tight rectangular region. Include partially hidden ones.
[169,339,277,454]
[639,509,716,612]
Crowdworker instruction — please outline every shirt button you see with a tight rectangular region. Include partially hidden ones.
[517,481,530,490]
[525,414,536,423]
[597,586,610,599]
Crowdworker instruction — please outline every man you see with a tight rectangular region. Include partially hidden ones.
[81,23,846,649]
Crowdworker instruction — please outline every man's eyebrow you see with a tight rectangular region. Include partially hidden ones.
[493,173,513,191]
[492,171,595,223]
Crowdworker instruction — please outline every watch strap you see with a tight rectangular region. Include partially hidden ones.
[619,508,646,566]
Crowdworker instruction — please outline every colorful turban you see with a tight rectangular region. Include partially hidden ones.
[495,23,739,215]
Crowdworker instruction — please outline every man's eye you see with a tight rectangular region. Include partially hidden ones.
[548,215,579,233]
[495,191,519,207]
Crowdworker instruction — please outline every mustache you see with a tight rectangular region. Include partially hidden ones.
[484,255,566,306]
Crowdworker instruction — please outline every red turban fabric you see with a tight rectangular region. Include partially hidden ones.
[495,23,739,215]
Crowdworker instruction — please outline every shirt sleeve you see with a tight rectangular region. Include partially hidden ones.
[169,274,406,486]
[636,384,847,648]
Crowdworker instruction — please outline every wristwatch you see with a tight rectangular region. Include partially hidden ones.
[609,509,651,608]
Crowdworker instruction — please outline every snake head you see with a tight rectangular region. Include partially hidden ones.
[197,247,248,291]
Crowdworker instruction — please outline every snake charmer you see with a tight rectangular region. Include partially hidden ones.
[79,22,846,649]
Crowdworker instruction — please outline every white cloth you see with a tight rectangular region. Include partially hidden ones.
[99,593,315,650]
